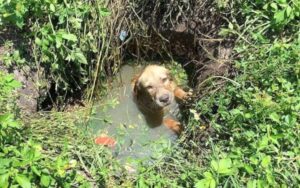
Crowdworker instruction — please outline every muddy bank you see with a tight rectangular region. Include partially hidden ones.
[0,28,41,115]
[119,0,234,87]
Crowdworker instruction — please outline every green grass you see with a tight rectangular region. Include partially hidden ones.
[0,0,117,105]
[191,38,300,188]
[0,0,300,187]
[188,1,300,187]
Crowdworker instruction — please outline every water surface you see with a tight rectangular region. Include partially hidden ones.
[88,64,178,164]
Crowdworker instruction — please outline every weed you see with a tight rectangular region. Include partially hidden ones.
[0,0,299,187]
[191,1,300,187]
[0,71,92,187]
[0,0,118,106]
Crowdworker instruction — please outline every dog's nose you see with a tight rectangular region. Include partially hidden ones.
[159,94,169,103]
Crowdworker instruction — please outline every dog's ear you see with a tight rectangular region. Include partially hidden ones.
[133,81,139,96]
[131,74,140,96]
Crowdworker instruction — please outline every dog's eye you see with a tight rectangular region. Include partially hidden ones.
[146,85,153,90]
[162,77,168,82]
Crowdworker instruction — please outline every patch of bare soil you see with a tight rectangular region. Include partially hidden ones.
[0,27,40,115]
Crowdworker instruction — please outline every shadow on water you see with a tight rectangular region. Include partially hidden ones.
[87,64,178,167]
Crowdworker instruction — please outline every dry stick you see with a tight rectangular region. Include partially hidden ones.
[197,82,225,99]
[197,76,240,89]
[129,1,169,43]
[198,42,220,63]
[129,1,174,60]
[199,38,224,42]
[89,0,107,102]
[75,151,94,180]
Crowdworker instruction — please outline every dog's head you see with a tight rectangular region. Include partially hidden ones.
[132,65,176,112]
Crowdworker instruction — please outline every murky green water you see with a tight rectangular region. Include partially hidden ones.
[87,64,178,165]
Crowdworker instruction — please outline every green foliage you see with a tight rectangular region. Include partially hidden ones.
[0,41,26,67]
[0,0,112,103]
[0,72,22,148]
[189,1,300,187]
[1,0,299,187]
[194,46,300,185]
[248,0,300,31]
[166,61,189,86]
[0,72,90,187]
[0,72,21,112]
[220,0,300,38]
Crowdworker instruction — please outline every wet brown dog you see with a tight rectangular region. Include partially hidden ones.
[132,65,188,135]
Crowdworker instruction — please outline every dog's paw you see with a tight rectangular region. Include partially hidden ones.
[175,87,191,101]
[163,118,183,135]
[186,89,193,98]
[181,89,193,102]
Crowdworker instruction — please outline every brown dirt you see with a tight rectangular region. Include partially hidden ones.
[0,27,40,115]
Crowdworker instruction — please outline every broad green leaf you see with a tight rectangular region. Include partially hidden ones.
[138,177,147,187]
[0,114,10,123]
[211,158,236,175]
[244,164,254,174]
[0,158,11,168]
[247,179,257,188]
[51,63,59,70]
[203,172,213,178]
[15,174,31,188]
[261,155,271,168]
[40,175,51,187]
[49,4,55,12]
[9,120,21,128]
[269,112,280,123]
[35,37,42,46]
[257,179,268,188]
[266,172,275,184]
[258,136,268,150]
[8,79,22,88]
[286,6,292,17]
[270,3,278,10]
[195,179,210,188]
[276,0,286,3]
[0,173,9,188]
[62,33,77,42]
[274,10,285,23]
[210,179,216,188]
[31,166,41,176]
[195,173,216,188]
[55,34,62,48]
[74,52,87,64]
[16,19,24,29]
[4,74,21,89]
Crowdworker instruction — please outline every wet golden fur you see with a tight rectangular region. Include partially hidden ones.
[132,65,188,134]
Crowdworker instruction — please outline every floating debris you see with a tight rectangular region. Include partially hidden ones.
[119,30,128,41]
[94,135,117,148]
